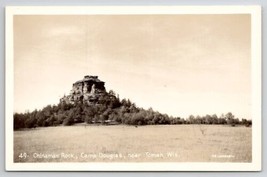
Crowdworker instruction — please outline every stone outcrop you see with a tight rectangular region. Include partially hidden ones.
[60,75,107,104]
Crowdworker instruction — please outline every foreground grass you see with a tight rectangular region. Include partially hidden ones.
[14,124,251,162]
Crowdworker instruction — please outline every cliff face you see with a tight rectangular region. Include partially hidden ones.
[60,75,107,104]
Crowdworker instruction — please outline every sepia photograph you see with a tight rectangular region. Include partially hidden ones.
[5,6,261,171]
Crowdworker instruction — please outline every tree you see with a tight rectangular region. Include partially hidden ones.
[108,90,116,96]
[63,110,75,126]
[225,112,235,126]
[100,108,111,124]
[25,115,37,128]
[73,104,84,123]
[14,113,25,130]
[204,114,213,124]
[36,111,46,127]
[188,115,195,124]
[195,115,202,124]
[84,106,96,124]
[211,114,218,124]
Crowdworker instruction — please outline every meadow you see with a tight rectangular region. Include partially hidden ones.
[14,124,251,162]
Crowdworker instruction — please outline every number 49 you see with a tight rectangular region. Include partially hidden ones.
[18,152,28,159]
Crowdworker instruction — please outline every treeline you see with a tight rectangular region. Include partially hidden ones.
[186,113,252,126]
[14,90,252,130]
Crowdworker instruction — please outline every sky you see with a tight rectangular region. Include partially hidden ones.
[14,14,251,119]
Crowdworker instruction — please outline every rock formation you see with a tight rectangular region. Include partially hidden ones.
[60,75,107,104]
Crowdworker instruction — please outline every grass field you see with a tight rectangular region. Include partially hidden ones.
[14,124,251,162]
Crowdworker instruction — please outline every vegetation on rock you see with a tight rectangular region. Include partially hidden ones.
[13,90,251,130]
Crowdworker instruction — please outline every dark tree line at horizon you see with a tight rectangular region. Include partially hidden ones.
[13,90,252,130]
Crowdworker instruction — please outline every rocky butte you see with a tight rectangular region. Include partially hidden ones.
[60,75,110,105]
[14,75,250,130]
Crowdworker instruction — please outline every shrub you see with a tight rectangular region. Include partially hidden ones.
[63,117,74,126]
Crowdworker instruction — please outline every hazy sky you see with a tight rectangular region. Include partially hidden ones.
[14,14,251,118]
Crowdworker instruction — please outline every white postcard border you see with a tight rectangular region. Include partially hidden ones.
[5,6,262,171]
